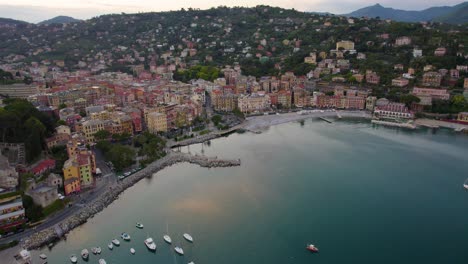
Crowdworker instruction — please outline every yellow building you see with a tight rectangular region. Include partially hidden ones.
[147,112,168,133]
[458,112,468,122]
[81,119,105,143]
[336,40,355,51]
[63,158,81,195]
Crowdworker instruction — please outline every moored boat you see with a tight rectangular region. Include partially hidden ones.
[112,239,120,246]
[70,254,78,263]
[81,249,89,260]
[306,244,319,253]
[464,178,468,190]
[130,248,135,254]
[91,247,98,254]
[144,237,157,251]
[136,222,144,229]
[174,246,184,255]
[39,254,47,259]
[96,247,102,254]
[188,262,195,264]
[98,259,106,264]
[163,235,172,244]
[121,232,131,241]
[108,243,113,250]
[183,233,193,243]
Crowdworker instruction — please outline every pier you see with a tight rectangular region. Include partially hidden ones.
[319,117,333,123]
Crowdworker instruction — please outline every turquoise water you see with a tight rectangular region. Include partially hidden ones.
[33,118,468,264]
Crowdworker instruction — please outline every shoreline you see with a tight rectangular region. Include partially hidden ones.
[21,151,240,250]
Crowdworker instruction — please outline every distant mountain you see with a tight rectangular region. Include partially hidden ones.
[346,2,468,24]
[38,16,81,25]
[0,17,29,26]
[433,2,468,24]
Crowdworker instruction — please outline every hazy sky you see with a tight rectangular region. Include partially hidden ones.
[0,0,464,23]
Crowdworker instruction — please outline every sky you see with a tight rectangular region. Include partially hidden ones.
[0,0,464,23]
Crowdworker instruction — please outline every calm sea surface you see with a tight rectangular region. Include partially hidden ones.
[33,118,468,264]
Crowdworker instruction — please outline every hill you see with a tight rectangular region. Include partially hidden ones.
[38,16,81,25]
[346,2,467,23]
[0,17,29,26]
[433,2,468,24]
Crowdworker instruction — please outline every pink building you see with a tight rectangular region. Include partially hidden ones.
[412,87,450,100]
[392,77,409,87]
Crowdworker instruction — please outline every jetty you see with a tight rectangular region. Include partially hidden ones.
[21,151,240,250]
[371,119,416,129]
[319,117,333,123]
[168,124,244,148]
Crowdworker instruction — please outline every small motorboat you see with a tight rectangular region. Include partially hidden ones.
[99,259,107,264]
[163,235,172,244]
[108,243,113,250]
[464,178,468,190]
[92,247,99,254]
[183,233,193,243]
[136,222,144,229]
[39,254,47,259]
[188,262,195,264]
[96,247,102,254]
[144,237,157,251]
[306,244,319,253]
[112,239,120,246]
[121,232,131,241]
[174,246,184,255]
[70,254,78,263]
[81,248,89,260]
[130,248,135,254]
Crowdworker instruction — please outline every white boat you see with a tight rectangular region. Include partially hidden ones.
[39,254,47,259]
[183,233,193,243]
[174,246,184,255]
[121,232,131,241]
[96,247,102,254]
[130,248,135,254]
[81,249,89,260]
[99,259,107,264]
[464,178,468,190]
[112,239,120,246]
[70,255,78,263]
[108,243,113,250]
[92,247,99,254]
[188,262,195,264]
[136,222,144,229]
[144,237,157,251]
[163,235,172,244]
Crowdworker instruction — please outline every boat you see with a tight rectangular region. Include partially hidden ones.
[306,244,319,253]
[70,255,78,263]
[174,246,184,255]
[96,247,102,254]
[144,237,157,251]
[183,233,193,243]
[81,249,89,260]
[108,243,113,250]
[464,178,468,190]
[121,232,131,241]
[136,222,144,229]
[163,235,172,244]
[39,254,47,259]
[112,239,120,246]
[99,259,107,264]
[130,248,135,254]
[188,262,195,264]
[92,247,99,254]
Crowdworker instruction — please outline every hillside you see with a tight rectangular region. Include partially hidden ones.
[434,3,468,24]
[0,17,29,26]
[38,16,81,25]
[346,2,467,23]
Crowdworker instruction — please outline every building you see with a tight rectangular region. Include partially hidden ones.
[434,47,447,56]
[30,159,55,177]
[464,78,468,89]
[366,96,377,111]
[336,40,355,51]
[395,36,411,46]
[0,155,18,189]
[413,48,423,58]
[304,53,317,64]
[458,112,468,122]
[26,181,58,208]
[238,93,271,113]
[277,90,292,108]
[81,119,105,143]
[412,87,450,100]
[0,198,26,231]
[62,159,81,196]
[366,71,380,85]
[211,91,238,112]
[147,112,168,133]
[422,72,442,87]
[374,103,413,119]
[392,77,409,87]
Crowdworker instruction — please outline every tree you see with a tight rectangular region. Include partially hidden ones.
[22,195,43,222]
[399,94,420,107]
[94,130,111,141]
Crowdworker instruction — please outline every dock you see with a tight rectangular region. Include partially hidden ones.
[319,117,333,123]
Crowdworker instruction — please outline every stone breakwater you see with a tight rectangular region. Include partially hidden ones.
[22,151,240,250]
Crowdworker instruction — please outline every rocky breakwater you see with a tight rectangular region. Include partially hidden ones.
[22,151,240,250]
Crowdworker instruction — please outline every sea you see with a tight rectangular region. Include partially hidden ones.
[32,117,468,264]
